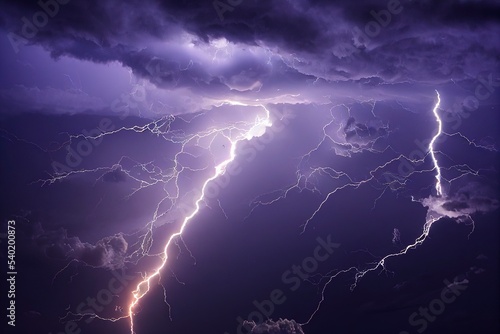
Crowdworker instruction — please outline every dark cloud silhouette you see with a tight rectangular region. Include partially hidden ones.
[1,0,498,95]
[244,319,305,334]
[76,233,128,269]
[344,117,388,142]
[35,227,128,269]
[443,182,499,215]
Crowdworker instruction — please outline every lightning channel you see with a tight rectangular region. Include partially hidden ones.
[429,90,443,196]
[127,104,273,334]
[301,91,446,324]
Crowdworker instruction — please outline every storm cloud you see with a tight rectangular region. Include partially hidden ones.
[34,227,128,269]
[245,318,305,334]
[2,0,499,102]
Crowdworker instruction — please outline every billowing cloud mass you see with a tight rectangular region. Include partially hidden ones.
[34,226,128,269]
[423,182,499,219]
[1,0,499,116]
[245,319,305,334]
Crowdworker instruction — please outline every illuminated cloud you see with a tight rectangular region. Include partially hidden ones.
[423,182,499,219]
[245,319,305,334]
[35,228,128,270]
[2,0,499,108]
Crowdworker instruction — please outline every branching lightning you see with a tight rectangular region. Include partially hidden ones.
[238,91,485,326]
[292,91,446,323]
[28,97,276,332]
[127,110,272,333]
[19,88,491,333]
[106,103,272,333]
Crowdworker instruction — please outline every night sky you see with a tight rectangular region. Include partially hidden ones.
[1,1,499,334]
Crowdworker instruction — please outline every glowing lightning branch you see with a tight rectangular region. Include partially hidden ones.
[302,91,447,323]
[30,99,278,331]
[429,90,443,196]
[230,91,468,328]
[127,105,273,334]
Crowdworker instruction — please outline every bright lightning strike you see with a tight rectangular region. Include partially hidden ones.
[303,91,488,327]
[429,90,443,196]
[238,91,476,327]
[305,91,448,319]
[127,104,273,334]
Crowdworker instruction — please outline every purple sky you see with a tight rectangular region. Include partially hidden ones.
[0,1,499,334]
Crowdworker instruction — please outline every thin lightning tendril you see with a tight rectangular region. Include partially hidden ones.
[301,90,467,325]
[29,100,274,331]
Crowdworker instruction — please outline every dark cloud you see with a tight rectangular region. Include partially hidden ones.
[423,182,499,219]
[336,0,500,25]
[244,319,305,334]
[34,227,128,269]
[0,2,498,334]
[344,116,388,142]
[406,0,500,25]
[1,0,498,94]
[76,233,128,269]
[443,182,499,215]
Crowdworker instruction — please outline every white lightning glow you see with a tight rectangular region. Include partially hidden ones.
[299,91,447,324]
[429,90,443,196]
[127,104,273,334]
[240,91,471,327]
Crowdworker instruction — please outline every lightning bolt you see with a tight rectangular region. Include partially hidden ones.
[222,90,479,327]
[26,97,278,331]
[302,90,490,328]
[429,90,443,196]
[299,91,446,324]
[127,103,273,334]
